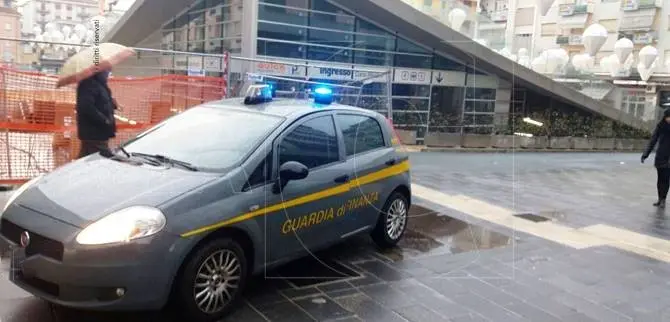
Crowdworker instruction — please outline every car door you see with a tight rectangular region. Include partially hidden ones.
[264,112,354,263]
[335,113,393,233]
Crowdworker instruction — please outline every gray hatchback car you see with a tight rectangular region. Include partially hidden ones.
[0,85,411,321]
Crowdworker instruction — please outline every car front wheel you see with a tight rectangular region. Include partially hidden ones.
[176,237,248,322]
[371,192,409,248]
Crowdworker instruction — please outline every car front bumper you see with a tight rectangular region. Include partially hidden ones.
[0,204,189,311]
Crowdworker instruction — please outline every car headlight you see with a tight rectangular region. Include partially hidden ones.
[2,175,43,214]
[75,206,167,245]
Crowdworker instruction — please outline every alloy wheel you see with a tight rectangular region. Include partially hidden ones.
[386,198,407,240]
[193,249,242,314]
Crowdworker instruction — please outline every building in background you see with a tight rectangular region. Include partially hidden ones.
[414,0,668,123]
[0,5,20,67]
[17,0,97,33]
[103,0,649,140]
[15,0,103,72]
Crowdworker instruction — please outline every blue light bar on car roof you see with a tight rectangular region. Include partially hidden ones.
[313,86,333,105]
[244,84,273,105]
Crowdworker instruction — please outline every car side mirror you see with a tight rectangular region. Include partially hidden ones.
[273,161,309,194]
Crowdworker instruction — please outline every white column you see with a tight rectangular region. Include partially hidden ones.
[241,0,258,58]
[531,4,542,59]
[505,0,517,50]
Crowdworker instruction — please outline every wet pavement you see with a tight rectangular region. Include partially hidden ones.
[2,152,670,321]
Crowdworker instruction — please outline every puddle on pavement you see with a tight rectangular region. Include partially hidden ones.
[378,204,512,262]
[261,204,513,286]
[514,213,551,223]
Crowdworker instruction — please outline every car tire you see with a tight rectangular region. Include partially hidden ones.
[175,237,248,322]
[371,192,409,248]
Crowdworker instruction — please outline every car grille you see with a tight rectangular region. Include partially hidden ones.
[0,219,64,261]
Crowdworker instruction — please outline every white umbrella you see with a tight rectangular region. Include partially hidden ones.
[32,26,42,36]
[537,0,554,15]
[638,61,655,82]
[549,48,569,72]
[518,55,531,68]
[67,34,82,51]
[623,53,635,70]
[614,37,633,65]
[600,54,621,77]
[42,31,52,45]
[34,34,45,50]
[448,8,467,31]
[582,24,608,56]
[498,47,513,58]
[45,22,57,34]
[639,45,658,69]
[74,24,87,39]
[531,55,548,73]
[572,53,593,72]
[57,42,135,88]
[518,48,528,57]
[51,30,65,51]
[62,25,72,39]
[84,30,95,44]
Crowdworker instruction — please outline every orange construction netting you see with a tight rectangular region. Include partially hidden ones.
[0,67,227,184]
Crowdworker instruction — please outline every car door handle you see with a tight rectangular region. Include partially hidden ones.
[334,175,350,183]
[385,158,396,166]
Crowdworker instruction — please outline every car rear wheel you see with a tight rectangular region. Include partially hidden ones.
[371,192,409,248]
[176,237,248,322]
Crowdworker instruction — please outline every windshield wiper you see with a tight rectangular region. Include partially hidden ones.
[130,153,199,171]
[116,146,130,158]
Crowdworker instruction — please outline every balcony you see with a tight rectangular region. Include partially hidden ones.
[623,31,658,44]
[478,11,507,30]
[622,0,661,11]
[488,11,507,22]
[559,3,591,16]
[557,3,591,28]
[619,2,657,32]
[77,11,91,19]
[556,35,583,45]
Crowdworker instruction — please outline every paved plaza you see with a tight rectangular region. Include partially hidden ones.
[2,152,670,321]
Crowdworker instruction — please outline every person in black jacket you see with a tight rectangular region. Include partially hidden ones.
[76,70,117,158]
[642,108,670,208]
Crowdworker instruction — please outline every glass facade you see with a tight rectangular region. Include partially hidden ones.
[161,0,243,76]
[159,0,502,137]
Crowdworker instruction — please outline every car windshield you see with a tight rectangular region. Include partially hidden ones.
[122,106,284,171]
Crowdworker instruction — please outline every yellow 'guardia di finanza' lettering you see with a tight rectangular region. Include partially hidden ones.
[281,191,379,234]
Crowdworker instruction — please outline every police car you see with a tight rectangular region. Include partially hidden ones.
[0,83,411,321]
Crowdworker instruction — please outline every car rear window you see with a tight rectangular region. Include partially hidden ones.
[336,114,385,156]
[123,107,284,171]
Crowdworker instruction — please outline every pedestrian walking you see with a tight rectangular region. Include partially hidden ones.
[55,42,134,158]
[641,108,670,208]
[76,70,117,158]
